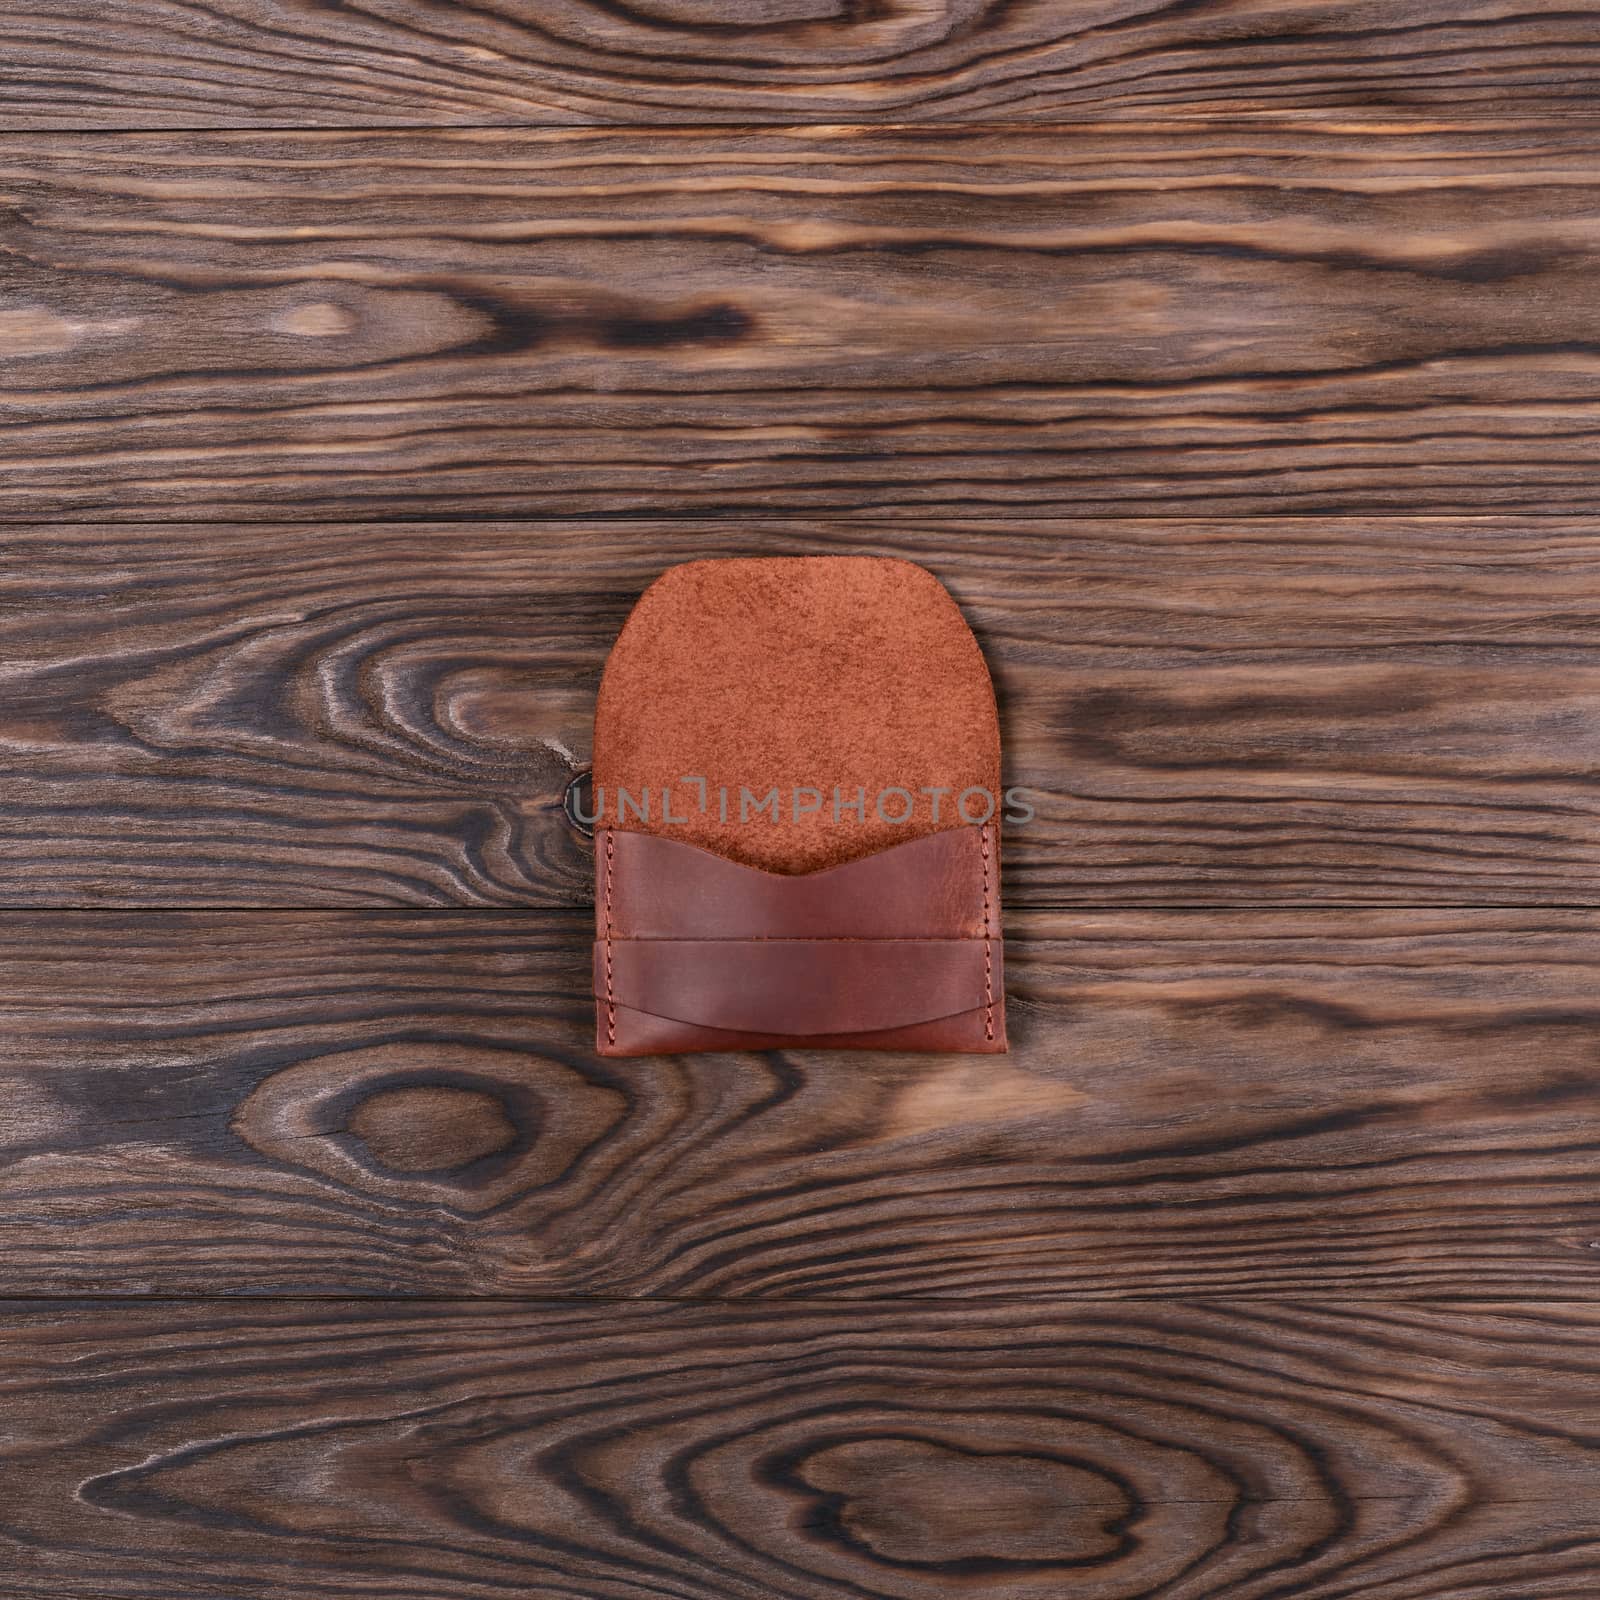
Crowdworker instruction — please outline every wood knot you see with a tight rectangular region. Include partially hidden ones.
[347,1085,517,1173]
[795,1436,1132,1568]
[231,1041,626,1214]
[271,301,356,337]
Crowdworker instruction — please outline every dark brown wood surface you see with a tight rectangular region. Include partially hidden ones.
[4,2,1598,127]
[5,905,1599,1299]
[8,13,1600,1593]
[7,125,1600,521]
[7,517,1600,908]
[4,1296,1600,1599]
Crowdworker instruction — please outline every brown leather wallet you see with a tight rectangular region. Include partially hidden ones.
[591,556,1007,1056]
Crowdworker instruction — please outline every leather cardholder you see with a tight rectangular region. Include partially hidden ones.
[591,556,1007,1056]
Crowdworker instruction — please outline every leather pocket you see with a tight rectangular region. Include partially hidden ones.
[594,824,1005,1055]
[599,939,995,1034]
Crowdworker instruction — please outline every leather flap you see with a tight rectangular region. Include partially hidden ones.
[595,939,999,1037]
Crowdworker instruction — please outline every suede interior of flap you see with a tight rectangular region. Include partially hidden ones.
[593,556,1001,873]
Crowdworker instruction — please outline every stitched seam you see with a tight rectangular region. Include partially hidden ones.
[980,821,994,1041]
[603,829,616,1048]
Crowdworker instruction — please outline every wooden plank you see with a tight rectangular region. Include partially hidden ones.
[3,3,1598,128]
[6,518,1600,908]
[6,125,1600,520]
[2,1296,1600,1598]
[6,907,1600,1298]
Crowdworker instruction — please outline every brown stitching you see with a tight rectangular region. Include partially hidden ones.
[603,828,616,1048]
[980,821,994,1041]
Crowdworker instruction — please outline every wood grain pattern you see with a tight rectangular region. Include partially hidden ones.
[7,10,1595,1588]
[3,2,1599,128]
[7,125,1600,519]
[6,906,1600,1298]
[7,518,1600,908]
[4,1297,1600,1598]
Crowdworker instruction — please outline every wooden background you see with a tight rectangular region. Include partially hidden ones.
[5,7,1600,1597]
